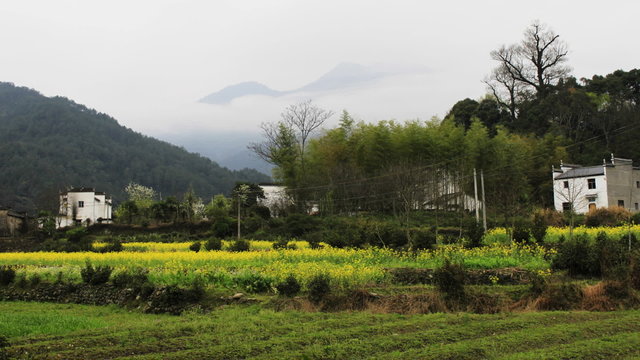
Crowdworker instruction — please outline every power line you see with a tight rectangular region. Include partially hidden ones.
[283,121,640,209]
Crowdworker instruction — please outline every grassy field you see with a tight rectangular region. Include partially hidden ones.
[1,302,639,359]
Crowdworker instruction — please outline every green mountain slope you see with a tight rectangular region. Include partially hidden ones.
[0,82,270,212]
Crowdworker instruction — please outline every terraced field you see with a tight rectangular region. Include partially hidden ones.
[2,302,639,359]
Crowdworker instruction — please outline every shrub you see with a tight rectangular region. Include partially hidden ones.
[204,237,222,251]
[66,226,88,242]
[283,214,320,237]
[410,227,437,250]
[112,268,150,290]
[253,205,271,220]
[552,234,598,276]
[80,262,113,285]
[511,220,532,244]
[630,250,640,290]
[189,241,202,252]
[305,232,324,249]
[463,220,484,248]
[276,275,301,297]
[536,282,584,310]
[528,272,548,296]
[533,208,565,227]
[272,237,290,250]
[585,207,631,227]
[0,335,9,360]
[595,232,628,279]
[29,274,42,287]
[229,239,250,252]
[212,218,233,238]
[97,238,123,253]
[65,227,92,251]
[322,229,348,248]
[531,212,548,244]
[307,274,331,303]
[0,266,16,286]
[438,227,462,244]
[434,260,466,300]
[236,272,272,293]
[145,285,204,315]
[386,228,409,249]
[15,274,28,288]
[603,280,631,300]
[242,215,266,234]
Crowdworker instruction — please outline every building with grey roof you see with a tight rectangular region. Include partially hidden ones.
[553,155,640,214]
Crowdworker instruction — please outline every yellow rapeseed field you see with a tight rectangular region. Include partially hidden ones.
[0,242,552,289]
[484,225,640,244]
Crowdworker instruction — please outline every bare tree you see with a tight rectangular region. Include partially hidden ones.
[249,100,332,211]
[487,21,571,115]
[281,99,334,175]
[484,61,527,121]
[249,122,293,164]
[555,177,587,240]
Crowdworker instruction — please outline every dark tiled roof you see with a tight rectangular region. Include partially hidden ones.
[61,187,97,194]
[555,166,604,180]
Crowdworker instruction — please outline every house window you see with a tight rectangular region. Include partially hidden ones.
[563,181,569,189]
[562,202,571,212]
[635,203,639,211]
[586,196,597,203]
[587,178,596,189]
[618,200,625,207]
[636,181,640,189]
[78,201,84,208]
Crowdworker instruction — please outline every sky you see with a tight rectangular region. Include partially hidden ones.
[1,0,639,169]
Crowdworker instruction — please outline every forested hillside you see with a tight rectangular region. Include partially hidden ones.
[0,82,270,212]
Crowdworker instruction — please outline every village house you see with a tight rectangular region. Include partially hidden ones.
[57,187,113,228]
[0,207,27,237]
[553,155,640,214]
[258,184,296,217]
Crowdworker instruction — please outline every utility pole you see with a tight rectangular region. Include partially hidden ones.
[235,184,250,240]
[481,169,487,231]
[629,163,634,252]
[237,197,241,240]
[473,168,479,222]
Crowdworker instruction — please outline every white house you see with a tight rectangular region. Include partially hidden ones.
[553,156,640,214]
[57,187,112,227]
[258,184,294,217]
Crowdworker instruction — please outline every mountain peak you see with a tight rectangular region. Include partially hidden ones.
[198,62,424,105]
[199,81,283,105]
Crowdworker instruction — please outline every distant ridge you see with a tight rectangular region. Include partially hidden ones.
[0,82,270,212]
[199,62,422,104]
[199,81,284,104]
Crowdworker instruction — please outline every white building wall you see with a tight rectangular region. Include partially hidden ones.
[553,174,608,214]
[57,191,112,228]
[258,185,292,216]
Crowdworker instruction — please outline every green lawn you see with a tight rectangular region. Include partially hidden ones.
[1,302,639,359]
